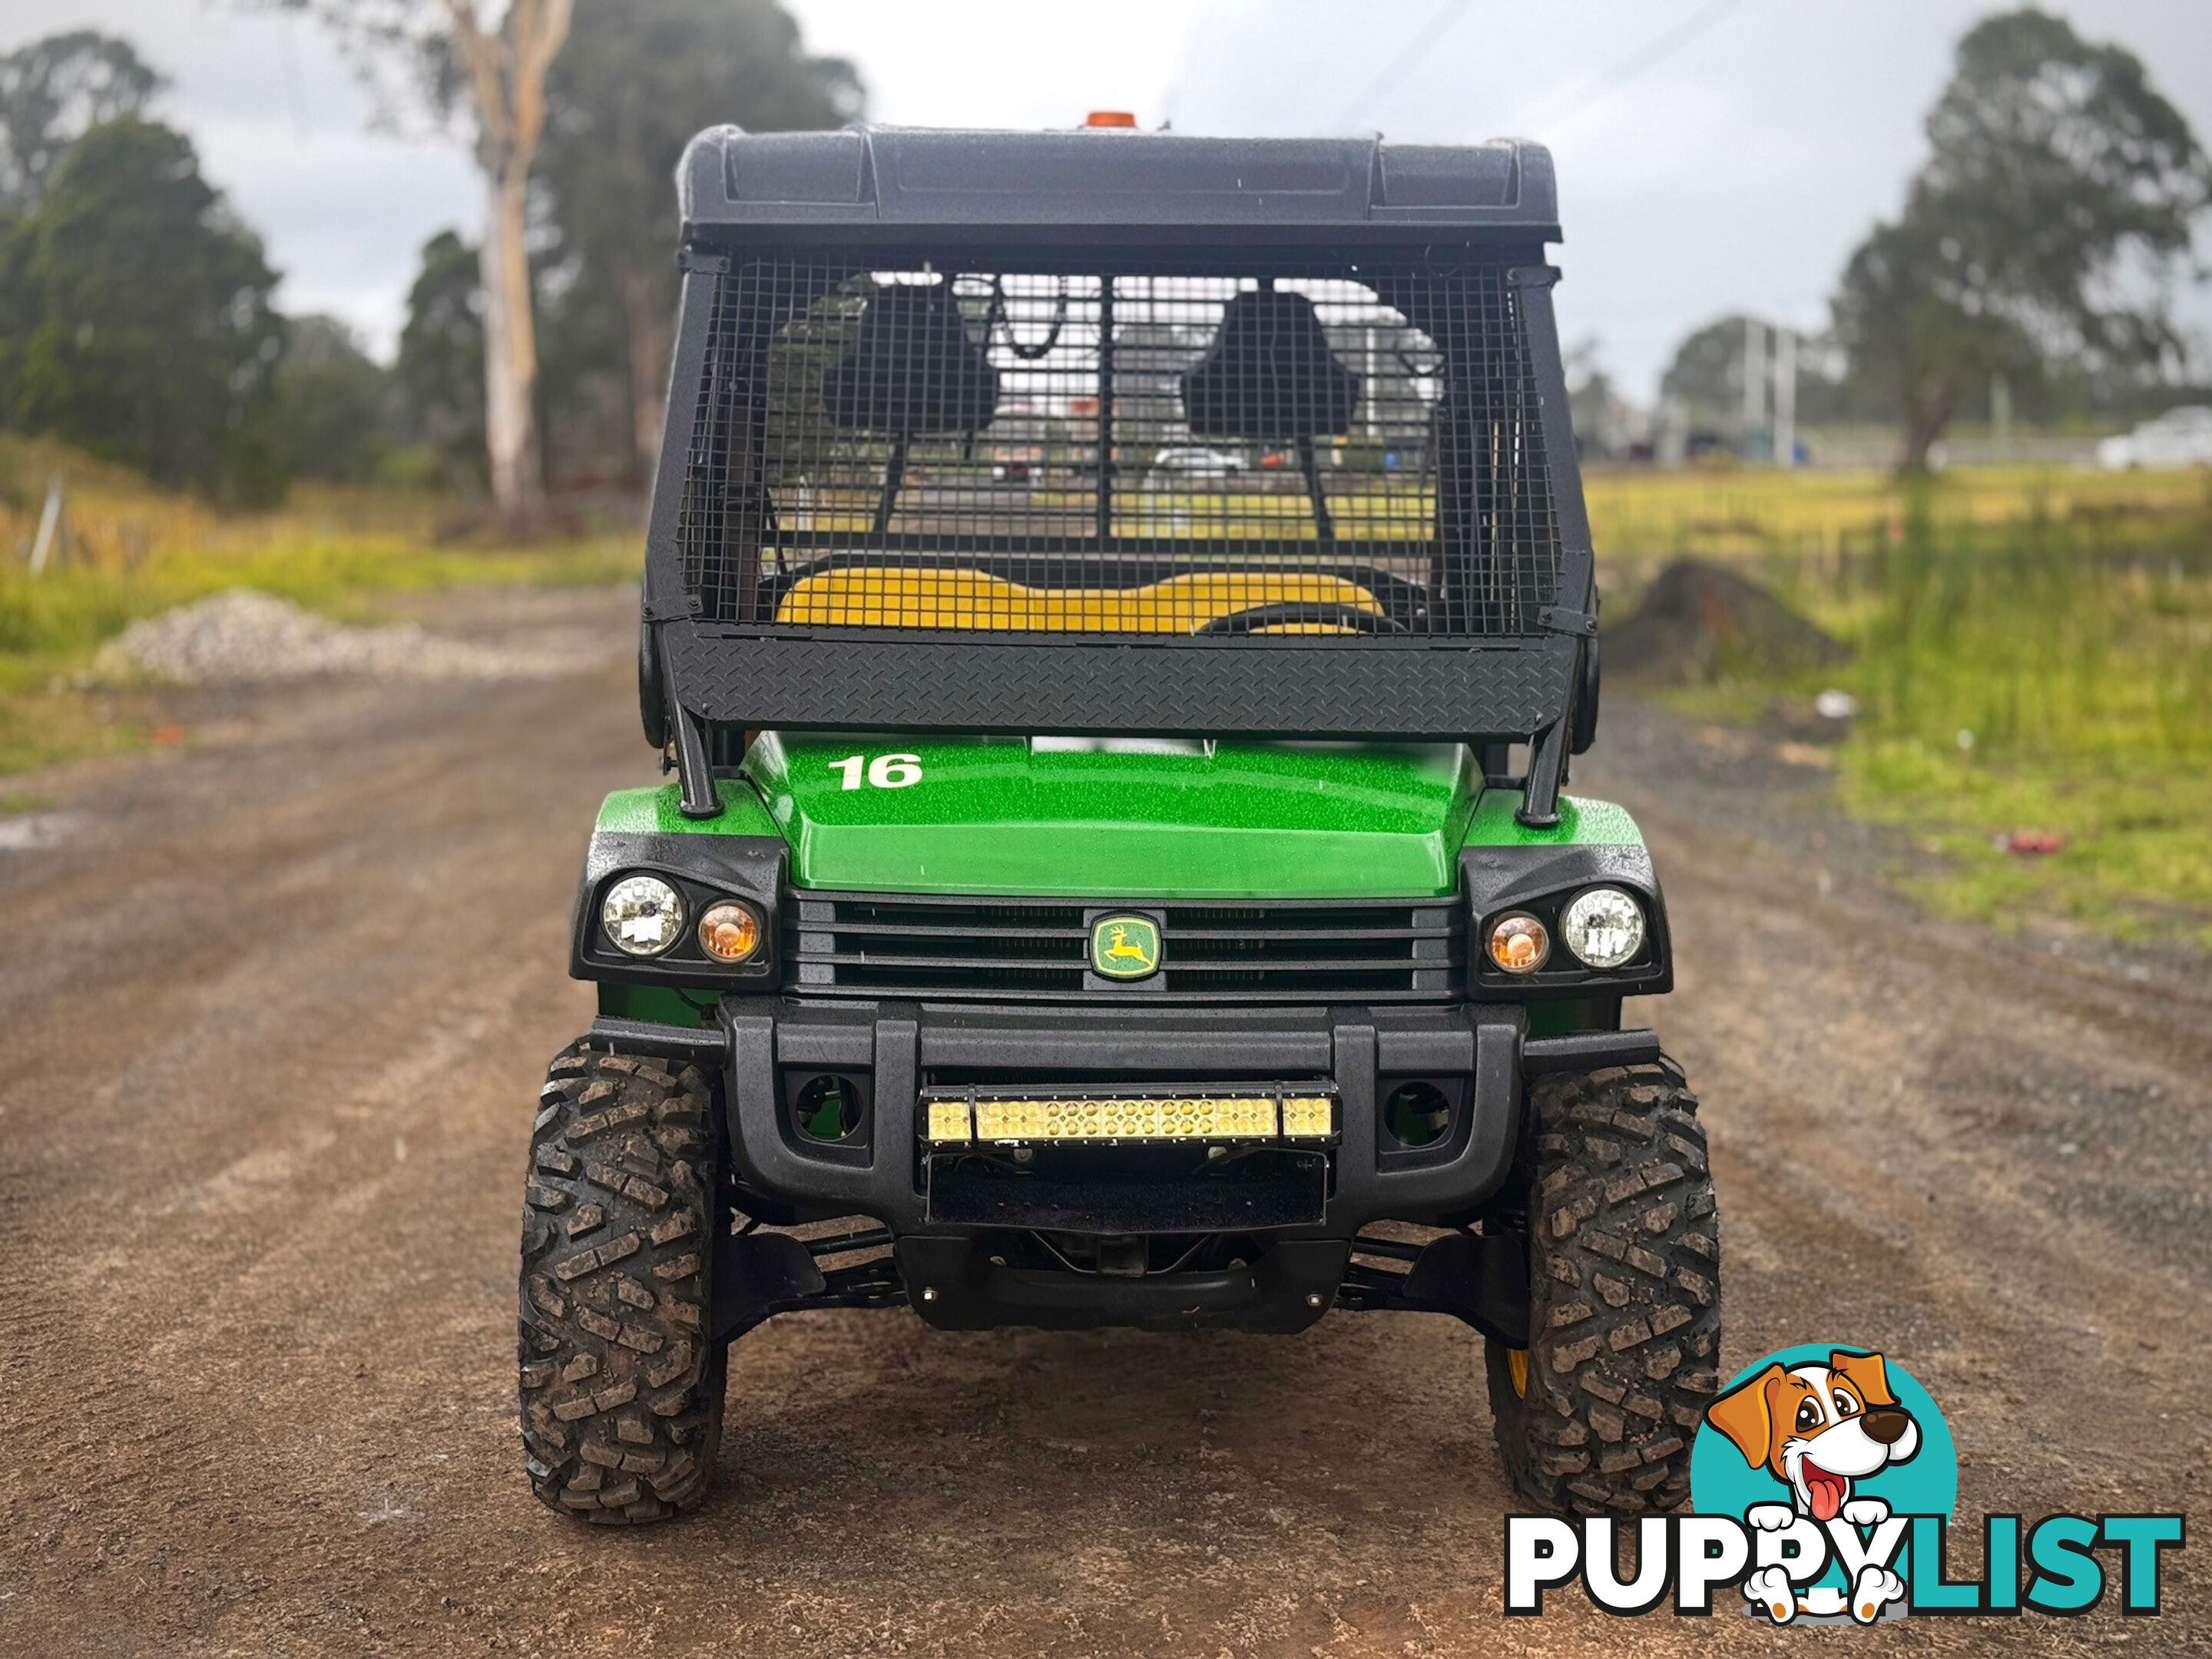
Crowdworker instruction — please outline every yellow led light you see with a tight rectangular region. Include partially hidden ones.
[925,1090,1341,1145]
[1280,1096,1335,1138]
[971,1094,1280,1144]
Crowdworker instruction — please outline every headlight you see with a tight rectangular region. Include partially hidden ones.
[1561,886,1645,969]
[602,874,685,956]
[1485,913,1550,974]
[697,899,763,964]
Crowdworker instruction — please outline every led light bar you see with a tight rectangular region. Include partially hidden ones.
[922,1090,1337,1146]
[926,1098,975,1144]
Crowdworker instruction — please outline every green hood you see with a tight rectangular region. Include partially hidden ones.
[744,733,1481,899]
[588,736,1647,900]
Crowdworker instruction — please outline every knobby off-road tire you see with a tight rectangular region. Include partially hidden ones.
[519,1043,727,1524]
[1485,1055,1720,1514]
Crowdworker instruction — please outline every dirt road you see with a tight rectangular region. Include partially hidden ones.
[2,586,2206,1657]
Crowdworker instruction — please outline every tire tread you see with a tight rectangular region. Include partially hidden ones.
[518,1040,724,1525]
[1488,1055,1720,1515]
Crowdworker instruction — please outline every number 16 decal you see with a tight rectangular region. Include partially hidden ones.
[829,753,923,790]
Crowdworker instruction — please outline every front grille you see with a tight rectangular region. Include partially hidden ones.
[787,892,1462,1002]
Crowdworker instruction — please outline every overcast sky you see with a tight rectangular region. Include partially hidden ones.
[3,0,2207,399]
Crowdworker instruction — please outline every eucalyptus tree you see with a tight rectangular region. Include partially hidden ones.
[272,0,575,519]
[537,0,857,482]
[0,30,164,213]
[1835,8,2210,470]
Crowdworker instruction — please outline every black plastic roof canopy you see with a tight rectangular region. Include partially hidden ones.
[677,125,1559,239]
[639,124,1599,826]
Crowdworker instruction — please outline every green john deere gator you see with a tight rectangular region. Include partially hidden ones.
[518,118,1720,1525]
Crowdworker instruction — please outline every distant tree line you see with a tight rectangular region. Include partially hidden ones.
[0,33,285,502]
[1649,8,2210,470]
[0,2,856,508]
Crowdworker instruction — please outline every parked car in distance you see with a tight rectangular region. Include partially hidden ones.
[1146,445,1245,484]
[2097,406,2212,470]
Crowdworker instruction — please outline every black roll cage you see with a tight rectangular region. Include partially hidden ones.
[637,128,1600,830]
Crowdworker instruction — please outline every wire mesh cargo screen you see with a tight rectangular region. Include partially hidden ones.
[682,260,1560,633]
[639,127,1598,824]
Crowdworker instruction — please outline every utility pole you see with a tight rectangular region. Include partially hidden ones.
[1773,327,1797,469]
[1741,315,1767,462]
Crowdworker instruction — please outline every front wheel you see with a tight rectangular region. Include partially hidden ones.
[1485,1055,1720,1514]
[518,1042,726,1524]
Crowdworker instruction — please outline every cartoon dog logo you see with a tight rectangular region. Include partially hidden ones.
[1704,1349,1921,1624]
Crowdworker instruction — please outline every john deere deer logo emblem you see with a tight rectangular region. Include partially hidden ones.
[1090,915,1161,980]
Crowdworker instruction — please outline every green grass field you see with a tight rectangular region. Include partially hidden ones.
[0,435,637,773]
[1587,463,2212,949]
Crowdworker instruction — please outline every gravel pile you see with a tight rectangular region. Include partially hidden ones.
[94,589,594,685]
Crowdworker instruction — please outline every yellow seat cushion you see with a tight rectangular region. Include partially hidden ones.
[773,567,1383,632]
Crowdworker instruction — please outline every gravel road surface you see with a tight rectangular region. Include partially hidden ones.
[2,586,2205,1657]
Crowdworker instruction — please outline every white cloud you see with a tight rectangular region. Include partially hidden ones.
[783,0,1197,131]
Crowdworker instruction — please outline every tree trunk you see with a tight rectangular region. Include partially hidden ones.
[1899,399,1945,474]
[479,164,542,517]
[1898,363,1959,475]
[620,262,669,488]
[442,0,571,526]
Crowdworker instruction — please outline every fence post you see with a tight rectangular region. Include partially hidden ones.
[27,472,63,575]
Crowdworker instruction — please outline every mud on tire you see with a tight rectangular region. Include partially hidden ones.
[1485,1055,1720,1514]
[519,1041,726,1523]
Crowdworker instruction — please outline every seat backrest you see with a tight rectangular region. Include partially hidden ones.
[822,282,1000,435]
[774,565,1385,631]
[1181,284,1360,441]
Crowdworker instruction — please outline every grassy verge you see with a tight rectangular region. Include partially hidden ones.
[1584,459,2207,566]
[1826,504,2210,946]
[0,435,641,774]
[1591,464,2212,949]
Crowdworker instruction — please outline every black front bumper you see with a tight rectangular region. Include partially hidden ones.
[588,998,1657,1334]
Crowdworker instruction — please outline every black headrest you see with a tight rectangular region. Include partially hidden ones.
[1182,285,1360,441]
[823,282,1000,435]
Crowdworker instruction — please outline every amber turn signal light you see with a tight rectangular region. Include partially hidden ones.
[697,899,763,964]
[1486,913,1550,975]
